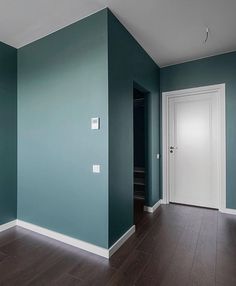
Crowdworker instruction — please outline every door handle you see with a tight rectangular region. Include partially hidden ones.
[169,146,175,153]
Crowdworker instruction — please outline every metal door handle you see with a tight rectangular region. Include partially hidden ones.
[170,146,176,153]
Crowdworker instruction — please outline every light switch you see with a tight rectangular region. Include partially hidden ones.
[156,154,160,159]
[91,117,100,130]
[93,165,100,173]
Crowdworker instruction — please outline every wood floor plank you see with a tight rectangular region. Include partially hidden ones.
[27,253,79,286]
[160,227,199,286]
[0,251,7,263]
[216,212,236,286]
[0,226,28,248]
[69,254,116,286]
[107,250,150,286]
[109,209,161,269]
[55,274,83,286]
[188,209,218,286]
[0,204,235,286]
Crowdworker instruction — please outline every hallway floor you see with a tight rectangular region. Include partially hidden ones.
[0,204,236,285]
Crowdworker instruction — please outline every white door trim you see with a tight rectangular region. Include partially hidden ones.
[162,84,226,211]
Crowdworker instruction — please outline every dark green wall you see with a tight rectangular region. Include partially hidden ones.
[17,10,109,247]
[108,11,160,246]
[161,52,236,209]
[0,42,17,225]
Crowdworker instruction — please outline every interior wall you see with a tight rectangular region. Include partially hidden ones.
[161,51,236,210]
[108,11,161,246]
[17,9,109,247]
[0,42,17,225]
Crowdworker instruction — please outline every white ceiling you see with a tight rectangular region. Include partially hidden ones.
[0,0,236,67]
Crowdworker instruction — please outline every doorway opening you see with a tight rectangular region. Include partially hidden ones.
[133,87,148,224]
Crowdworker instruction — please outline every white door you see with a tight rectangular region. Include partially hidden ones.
[168,92,219,208]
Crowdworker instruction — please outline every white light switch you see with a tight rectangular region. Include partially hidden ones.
[156,154,160,159]
[93,165,100,173]
[91,117,100,130]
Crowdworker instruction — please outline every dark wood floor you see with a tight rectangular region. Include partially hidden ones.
[0,204,236,285]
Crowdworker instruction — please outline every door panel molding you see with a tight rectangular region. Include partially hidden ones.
[162,84,226,210]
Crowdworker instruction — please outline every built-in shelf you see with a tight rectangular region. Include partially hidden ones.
[134,178,145,186]
[134,167,145,174]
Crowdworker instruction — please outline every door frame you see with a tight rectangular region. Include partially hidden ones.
[162,84,226,210]
[133,81,151,208]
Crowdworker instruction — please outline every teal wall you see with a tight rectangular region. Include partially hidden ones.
[17,8,160,249]
[0,42,17,225]
[161,52,236,209]
[108,11,160,246]
[17,10,109,247]
[12,7,236,250]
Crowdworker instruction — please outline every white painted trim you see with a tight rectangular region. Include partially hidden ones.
[144,199,162,213]
[109,225,135,257]
[162,84,226,210]
[219,208,236,216]
[0,220,16,232]
[16,220,135,259]
[17,220,109,258]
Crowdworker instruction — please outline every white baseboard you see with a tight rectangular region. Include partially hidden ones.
[16,220,135,259]
[144,199,162,213]
[0,220,16,232]
[17,220,109,258]
[219,208,236,215]
[109,225,135,257]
